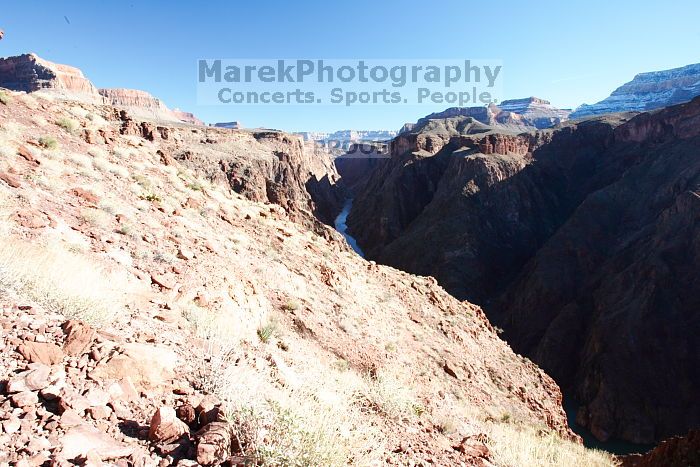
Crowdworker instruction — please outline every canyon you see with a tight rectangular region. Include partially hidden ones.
[0,50,698,466]
[0,55,620,466]
[346,94,700,446]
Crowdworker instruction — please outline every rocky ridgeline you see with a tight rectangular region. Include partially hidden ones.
[571,62,700,119]
[0,54,203,125]
[398,97,570,135]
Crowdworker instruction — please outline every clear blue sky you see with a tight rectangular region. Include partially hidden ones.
[2,0,699,132]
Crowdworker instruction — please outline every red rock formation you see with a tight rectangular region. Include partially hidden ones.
[620,430,700,467]
[0,53,204,125]
[99,88,204,125]
[0,53,101,99]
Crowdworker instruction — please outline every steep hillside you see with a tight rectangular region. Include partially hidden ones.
[0,88,615,465]
[347,97,700,444]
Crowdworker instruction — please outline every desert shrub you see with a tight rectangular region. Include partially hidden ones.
[109,164,129,178]
[0,91,10,105]
[56,117,79,134]
[282,300,300,311]
[188,181,204,191]
[358,370,423,420]
[117,224,132,235]
[38,136,58,150]
[67,152,93,169]
[141,192,162,202]
[257,319,278,343]
[227,400,349,467]
[79,207,111,229]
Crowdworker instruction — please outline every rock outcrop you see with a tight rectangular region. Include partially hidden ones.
[620,430,700,467]
[401,97,570,134]
[498,97,571,129]
[348,97,700,444]
[0,53,101,99]
[0,53,203,125]
[571,62,700,119]
[99,88,204,125]
[213,121,241,129]
[152,125,345,228]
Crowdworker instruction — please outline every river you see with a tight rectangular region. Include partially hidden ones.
[334,199,365,257]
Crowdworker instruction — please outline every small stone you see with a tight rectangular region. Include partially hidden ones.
[59,409,84,428]
[6,377,29,393]
[60,425,133,460]
[2,417,20,434]
[58,394,90,414]
[0,171,21,188]
[10,391,38,408]
[177,247,195,260]
[17,145,39,165]
[40,381,65,401]
[85,388,110,407]
[88,405,112,420]
[176,404,196,425]
[23,364,52,391]
[151,273,177,290]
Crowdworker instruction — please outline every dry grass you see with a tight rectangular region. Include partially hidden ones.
[38,136,58,150]
[485,422,617,467]
[56,117,79,134]
[195,342,384,467]
[0,238,129,325]
[359,368,423,420]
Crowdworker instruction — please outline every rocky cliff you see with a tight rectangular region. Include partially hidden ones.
[571,63,700,119]
[401,97,570,134]
[0,53,101,98]
[0,54,203,125]
[348,98,700,444]
[104,109,344,229]
[499,97,571,129]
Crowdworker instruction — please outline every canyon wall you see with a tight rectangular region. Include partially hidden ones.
[348,98,700,443]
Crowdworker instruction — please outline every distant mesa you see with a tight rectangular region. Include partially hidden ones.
[0,53,203,125]
[213,121,242,129]
[400,96,570,134]
[296,130,398,150]
[570,62,700,119]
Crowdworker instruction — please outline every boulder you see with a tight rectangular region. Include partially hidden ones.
[60,425,133,460]
[89,343,179,390]
[62,320,96,356]
[195,422,234,466]
[17,341,63,365]
[148,406,189,443]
